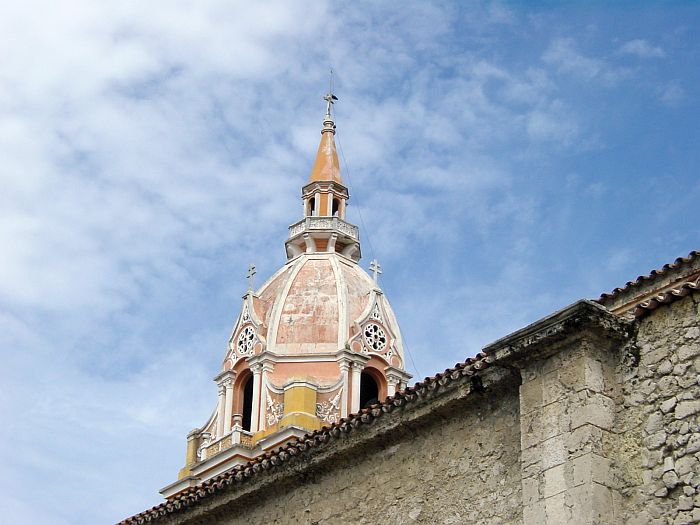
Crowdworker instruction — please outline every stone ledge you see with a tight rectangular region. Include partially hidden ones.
[484,300,635,367]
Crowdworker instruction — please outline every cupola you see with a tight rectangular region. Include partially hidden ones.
[285,93,361,261]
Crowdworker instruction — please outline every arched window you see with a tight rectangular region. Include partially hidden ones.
[332,198,340,217]
[359,371,379,409]
[241,375,254,431]
[308,198,316,216]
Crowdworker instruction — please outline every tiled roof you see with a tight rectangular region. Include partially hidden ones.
[118,353,491,524]
[626,275,700,319]
[596,250,700,319]
[598,250,699,303]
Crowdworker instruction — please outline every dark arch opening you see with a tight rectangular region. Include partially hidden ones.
[309,198,316,216]
[241,375,254,431]
[360,371,379,409]
[332,198,340,217]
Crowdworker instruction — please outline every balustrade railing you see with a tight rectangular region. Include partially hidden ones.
[288,217,359,239]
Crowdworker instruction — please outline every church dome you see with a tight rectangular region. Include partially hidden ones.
[224,253,405,372]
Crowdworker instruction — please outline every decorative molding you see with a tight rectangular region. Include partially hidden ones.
[287,217,359,240]
[316,389,342,424]
[265,390,284,427]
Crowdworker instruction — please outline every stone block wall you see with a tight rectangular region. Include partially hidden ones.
[617,294,700,525]
[217,379,522,525]
[520,338,621,524]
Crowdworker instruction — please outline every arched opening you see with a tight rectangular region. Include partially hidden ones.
[241,375,254,431]
[332,198,340,217]
[359,371,379,409]
[308,198,316,216]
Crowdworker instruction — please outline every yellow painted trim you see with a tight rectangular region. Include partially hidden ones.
[279,413,321,430]
[284,385,317,415]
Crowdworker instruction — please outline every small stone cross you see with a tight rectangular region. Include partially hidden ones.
[369,259,382,283]
[246,264,256,291]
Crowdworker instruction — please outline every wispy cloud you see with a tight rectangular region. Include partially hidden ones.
[618,38,666,58]
[542,37,630,85]
[659,79,685,107]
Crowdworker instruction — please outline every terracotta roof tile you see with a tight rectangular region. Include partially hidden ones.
[598,250,699,303]
[628,275,700,319]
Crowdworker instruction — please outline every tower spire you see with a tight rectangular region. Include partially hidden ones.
[309,91,342,183]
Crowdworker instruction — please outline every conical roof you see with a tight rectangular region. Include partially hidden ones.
[309,129,342,183]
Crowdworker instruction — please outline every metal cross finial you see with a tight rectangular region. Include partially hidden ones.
[323,92,338,119]
[369,259,382,283]
[246,264,256,292]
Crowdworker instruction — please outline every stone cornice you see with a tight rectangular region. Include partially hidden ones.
[483,299,635,367]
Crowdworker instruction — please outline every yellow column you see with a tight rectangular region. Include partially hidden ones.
[279,382,321,431]
[178,429,200,479]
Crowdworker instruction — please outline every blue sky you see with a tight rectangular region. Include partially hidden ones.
[1,2,698,523]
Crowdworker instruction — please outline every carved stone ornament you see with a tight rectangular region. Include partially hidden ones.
[266,391,284,427]
[237,326,255,356]
[316,390,342,424]
[370,302,384,323]
[363,322,387,352]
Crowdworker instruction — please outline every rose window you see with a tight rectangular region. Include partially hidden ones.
[363,323,387,352]
[237,326,255,355]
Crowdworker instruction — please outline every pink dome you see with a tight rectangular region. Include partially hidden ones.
[225,253,405,369]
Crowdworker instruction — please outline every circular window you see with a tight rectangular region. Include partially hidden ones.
[363,323,387,352]
[237,326,255,355]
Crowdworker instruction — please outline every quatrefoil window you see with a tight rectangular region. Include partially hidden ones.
[237,326,255,355]
[363,323,387,352]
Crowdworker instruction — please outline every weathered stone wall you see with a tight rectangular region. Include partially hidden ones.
[616,294,700,525]
[218,380,522,525]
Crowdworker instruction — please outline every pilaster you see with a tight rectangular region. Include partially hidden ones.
[485,300,634,525]
[249,363,262,433]
[215,384,225,438]
[339,361,350,418]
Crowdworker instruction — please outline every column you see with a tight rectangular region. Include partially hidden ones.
[250,363,262,433]
[314,193,320,216]
[386,375,399,397]
[350,362,362,414]
[231,414,243,445]
[178,429,201,479]
[258,363,274,430]
[215,384,225,438]
[339,362,350,418]
[223,377,234,434]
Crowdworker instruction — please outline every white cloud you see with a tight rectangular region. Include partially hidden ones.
[542,37,628,86]
[618,39,666,58]
[660,79,685,107]
[543,37,604,79]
